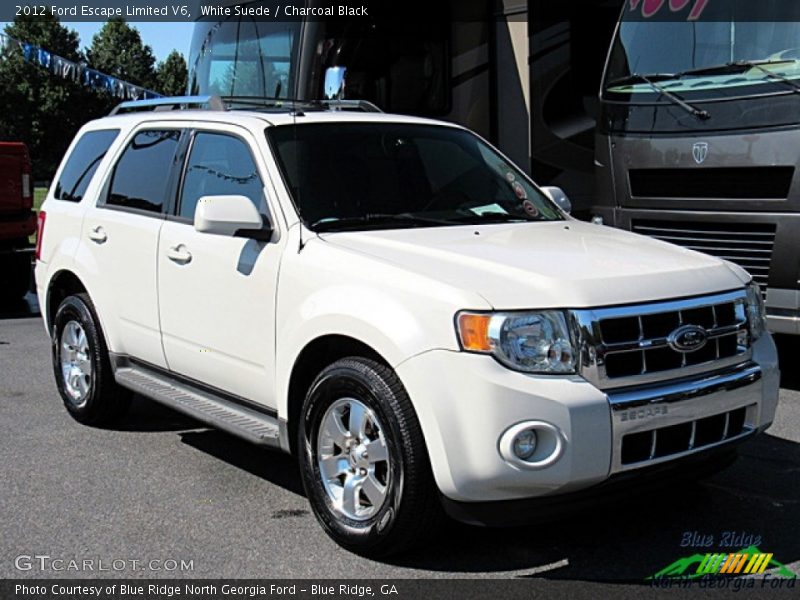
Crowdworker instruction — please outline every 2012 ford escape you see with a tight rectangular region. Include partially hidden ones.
[35,97,780,556]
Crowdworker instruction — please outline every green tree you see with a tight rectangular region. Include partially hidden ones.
[156,50,188,96]
[0,13,95,179]
[86,18,157,90]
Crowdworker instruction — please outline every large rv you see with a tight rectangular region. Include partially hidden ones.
[595,1,800,334]
[186,1,621,217]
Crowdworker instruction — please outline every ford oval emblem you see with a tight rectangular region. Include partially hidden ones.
[668,324,708,353]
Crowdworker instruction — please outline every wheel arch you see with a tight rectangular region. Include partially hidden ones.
[46,270,90,332]
[285,334,390,455]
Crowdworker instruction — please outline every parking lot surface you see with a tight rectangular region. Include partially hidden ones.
[1,293,798,591]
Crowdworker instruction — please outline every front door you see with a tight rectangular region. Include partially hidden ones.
[157,129,281,407]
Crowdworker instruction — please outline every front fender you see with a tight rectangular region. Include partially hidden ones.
[274,237,490,418]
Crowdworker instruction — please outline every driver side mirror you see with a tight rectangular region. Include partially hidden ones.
[194,195,273,241]
[541,186,572,215]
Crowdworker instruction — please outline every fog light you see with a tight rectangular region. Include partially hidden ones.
[591,215,604,225]
[499,421,565,469]
[512,430,537,460]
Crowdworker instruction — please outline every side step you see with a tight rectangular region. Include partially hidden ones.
[115,366,281,448]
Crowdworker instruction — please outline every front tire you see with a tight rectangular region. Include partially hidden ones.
[52,293,131,426]
[298,357,441,557]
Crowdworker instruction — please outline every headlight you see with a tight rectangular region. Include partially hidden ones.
[745,282,766,340]
[456,310,577,374]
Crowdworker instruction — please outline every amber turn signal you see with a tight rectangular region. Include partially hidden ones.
[457,313,493,353]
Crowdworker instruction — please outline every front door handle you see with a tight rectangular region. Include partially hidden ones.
[87,226,107,244]
[166,244,192,264]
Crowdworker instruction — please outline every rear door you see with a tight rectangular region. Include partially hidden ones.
[82,128,184,368]
[157,127,282,407]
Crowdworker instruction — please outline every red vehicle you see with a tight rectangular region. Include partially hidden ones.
[0,142,35,300]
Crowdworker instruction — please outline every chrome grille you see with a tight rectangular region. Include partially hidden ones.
[631,221,776,290]
[573,290,751,390]
[620,405,753,466]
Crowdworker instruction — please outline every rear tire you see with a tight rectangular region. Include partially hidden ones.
[298,357,442,557]
[52,293,131,426]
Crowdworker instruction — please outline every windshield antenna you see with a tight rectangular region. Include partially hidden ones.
[295,23,305,253]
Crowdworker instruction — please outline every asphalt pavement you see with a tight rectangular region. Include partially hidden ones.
[1,293,798,590]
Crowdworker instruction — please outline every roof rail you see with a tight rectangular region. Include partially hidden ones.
[109,95,226,115]
[108,95,384,116]
[222,97,312,111]
[319,99,383,113]
[222,97,384,113]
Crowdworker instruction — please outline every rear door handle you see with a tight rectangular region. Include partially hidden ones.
[166,244,192,264]
[87,226,107,244]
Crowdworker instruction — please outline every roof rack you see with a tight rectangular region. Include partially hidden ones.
[319,99,383,113]
[109,95,384,116]
[109,95,226,115]
[219,97,384,113]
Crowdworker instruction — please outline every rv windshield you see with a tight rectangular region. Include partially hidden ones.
[604,17,800,100]
[267,123,563,232]
[188,18,300,97]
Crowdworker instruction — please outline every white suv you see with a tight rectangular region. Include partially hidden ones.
[36,97,779,556]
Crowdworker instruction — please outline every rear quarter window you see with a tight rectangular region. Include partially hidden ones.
[54,130,120,202]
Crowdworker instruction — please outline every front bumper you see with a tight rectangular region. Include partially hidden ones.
[441,445,740,527]
[395,333,779,504]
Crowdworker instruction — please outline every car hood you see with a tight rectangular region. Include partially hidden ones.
[320,220,749,309]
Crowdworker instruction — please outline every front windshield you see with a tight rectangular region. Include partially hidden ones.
[266,123,564,231]
[604,17,800,100]
[188,14,300,97]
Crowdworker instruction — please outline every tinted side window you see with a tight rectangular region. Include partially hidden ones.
[54,130,119,202]
[179,133,264,220]
[107,130,181,213]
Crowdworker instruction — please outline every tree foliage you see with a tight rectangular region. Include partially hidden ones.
[86,18,157,90]
[156,50,188,96]
[0,13,93,179]
[0,13,189,179]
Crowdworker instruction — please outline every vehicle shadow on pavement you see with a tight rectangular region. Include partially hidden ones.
[179,429,306,496]
[775,334,800,391]
[167,416,799,582]
[382,433,799,583]
[107,394,204,433]
[0,292,40,319]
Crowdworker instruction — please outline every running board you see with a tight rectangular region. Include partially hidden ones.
[114,366,281,448]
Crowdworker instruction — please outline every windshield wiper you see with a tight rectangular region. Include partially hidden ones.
[605,73,679,87]
[677,60,800,94]
[456,213,532,225]
[678,59,800,94]
[310,213,456,232]
[608,73,710,120]
[677,59,796,78]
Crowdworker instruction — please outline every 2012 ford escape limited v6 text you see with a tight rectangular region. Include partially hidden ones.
[36,97,779,556]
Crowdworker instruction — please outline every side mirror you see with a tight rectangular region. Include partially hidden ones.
[541,186,572,215]
[194,195,272,241]
[324,66,347,100]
